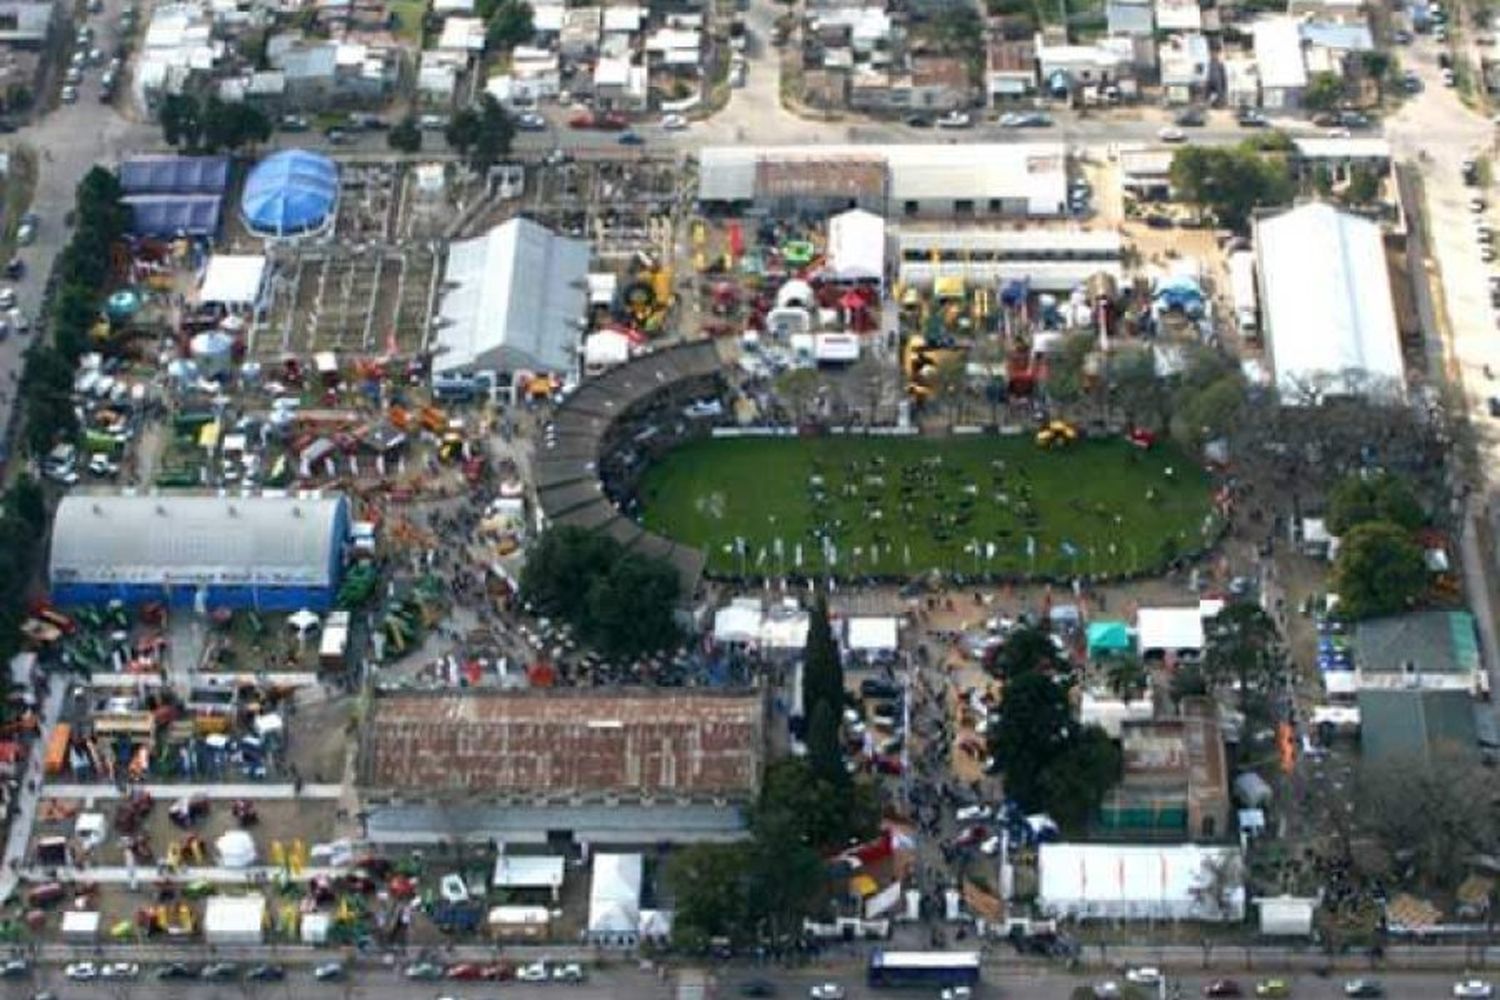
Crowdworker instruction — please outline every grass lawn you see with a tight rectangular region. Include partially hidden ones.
[388,0,427,45]
[636,435,1217,579]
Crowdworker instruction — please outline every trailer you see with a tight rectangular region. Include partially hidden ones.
[1228,251,1258,336]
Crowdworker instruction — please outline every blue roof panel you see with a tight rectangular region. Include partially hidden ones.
[125,194,224,237]
[240,149,339,237]
[119,155,232,196]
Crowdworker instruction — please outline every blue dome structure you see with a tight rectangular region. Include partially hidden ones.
[240,150,339,237]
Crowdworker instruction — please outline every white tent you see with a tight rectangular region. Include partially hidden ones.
[493,854,565,893]
[203,895,266,945]
[198,254,267,309]
[216,829,257,868]
[60,910,100,941]
[583,329,635,371]
[827,209,886,286]
[1038,843,1245,922]
[714,599,763,646]
[1136,606,1211,656]
[1256,895,1316,937]
[587,853,643,943]
[846,616,899,657]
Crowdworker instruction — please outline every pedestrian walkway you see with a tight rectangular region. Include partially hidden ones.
[40,783,344,801]
[17,864,342,885]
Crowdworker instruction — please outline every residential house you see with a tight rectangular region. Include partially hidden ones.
[1119,148,1174,200]
[987,37,1037,104]
[560,6,601,58]
[1154,0,1202,32]
[1099,698,1231,842]
[135,3,221,113]
[1224,55,1259,107]
[1252,17,1306,110]
[0,1,55,48]
[1301,21,1374,79]
[487,45,562,105]
[314,0,388,34]
[1107,0,1154,36]
[436,15,486,58]
[1288,0,1368,24]
[1159,31,1210,103]
[417,52,461,105]
[602,4,643,33]
[908,55,973,110]
[268,34,401,109]
[531,1,564,39]
[802,67,850,108]
[1035,33,1133,100]
[1291,136,1391,183]
[811,6,891,55]
[594,53,648,110]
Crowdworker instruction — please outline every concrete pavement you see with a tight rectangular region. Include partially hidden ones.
[0,675,66,904]
[39,783,343,801]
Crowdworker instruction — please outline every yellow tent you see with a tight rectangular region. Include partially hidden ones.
[849,873,880,898]
[934,276,965,300]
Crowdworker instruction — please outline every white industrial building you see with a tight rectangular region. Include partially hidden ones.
[697,144,1069,219]
[433,218,591,376]
[897,228,1123,293]
[1254,203,1405,402]
[1038,843,1245,922]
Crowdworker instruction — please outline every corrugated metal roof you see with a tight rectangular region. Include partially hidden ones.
[1255,202,1403,399]
[49,492,345,590]
[362,690,765,798]
[119,155,231,195]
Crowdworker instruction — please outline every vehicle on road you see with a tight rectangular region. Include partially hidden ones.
[0,287,18,309]
[941,989,973,1000]
[200,963,239,981]
[1344,981,1384,998]
[313,962,346,981]
[516,112,547,131]
[60,85,78,103]
[405,962,444,981]
[660,113,688,130]
[1237,109,1268,127]
[419,113,450,130]
[517,962,549,983]
[1158,126,1187,143]
[279,114,310,131]
[1174,107,1205,127]
[99,962,138,980]
[155,963,194,980]
[810,985,846,1000]
[64,963,97,981]
[1454,981,1493,999]
[1125,968,1162,985]
[1205,980,1243,998]
[552,962,585,982]
[246,965,285,982]
[447,964,485,981]
[904,113,934,127]
[5,257,23,279]
[618,130,645,145]
[1256,979,1290,998]
[936,111,973,128]
[16,214,36,245]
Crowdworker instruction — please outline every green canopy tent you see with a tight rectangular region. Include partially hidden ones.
[1087,620,1132,659]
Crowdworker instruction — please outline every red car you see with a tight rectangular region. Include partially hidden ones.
[447,964,485,981]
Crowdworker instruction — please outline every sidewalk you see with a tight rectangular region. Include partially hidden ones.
[39,783,344,801]
[0,675,67,902]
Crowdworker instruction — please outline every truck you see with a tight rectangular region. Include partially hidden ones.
[319,611,351,670]
[1228,251,1258,337]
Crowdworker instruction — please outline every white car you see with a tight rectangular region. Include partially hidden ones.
[942,989,973,1000]
[1158,126,1187,142]
[1454,982,1493,999]
[683,399,724,418]
[1126,968,1164,986]
[65,963,98,981]
[517,962,549,983]
[1474,197,1489,213]
[979,835,1003,855]
[552,963,585,982]
[1443,67,1457,87]
[100,963,140,980]
[955,804,991,821]
[660,113,688,130]
[936,111,973,128]
[0,287,16,309]
[810,986,846,1000]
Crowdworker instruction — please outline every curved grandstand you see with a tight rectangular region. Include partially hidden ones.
[535,341,725,597]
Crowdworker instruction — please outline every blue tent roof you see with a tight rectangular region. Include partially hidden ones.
[240,149,338,237]
[125,194,223,237]
[120,155,231,196]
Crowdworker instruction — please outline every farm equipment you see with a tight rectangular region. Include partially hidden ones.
[232,799,259,826]
[1035,420,1078,449]
[114,790,154,834]
[167,794,209,828]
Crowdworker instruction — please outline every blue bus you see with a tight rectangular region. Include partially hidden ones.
[867,951,981,989]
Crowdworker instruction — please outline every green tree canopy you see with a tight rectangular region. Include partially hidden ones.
[991,670,1074,809]
[519,526,680,658]
[1202,603,1286,720]
[1333,520,1427,619]
[1040,725,1122,831]
[1302,71,1345,112]
[1327,472,1424,534]
[388,114,422,153]
[446,95,515,172]
[1169,143,1294,232]
[485,0,534,50]
[985,624,1060,681]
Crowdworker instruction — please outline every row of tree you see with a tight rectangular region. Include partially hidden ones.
[387,96,517,173]
[159,93,273,154]
[518,525,682,659]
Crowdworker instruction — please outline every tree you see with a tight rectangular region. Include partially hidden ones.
[984,624,1058,681]
[159,92,203,150]
[775,368,818,424]
[485,0,534,50]
[1040,725,1122,832]
[932,352,969,422]
[1302,71,1345,113]
[203,98,271,152]
[665,842,751,951]
[1173,374,1247,451]
[1358,750,1500,891]
[1327,472,1424,535]
[1169,143,1294,232]
[1109,347,1171,431]
[991,671,1073,809]
[800,596,849,788]
[1202,603,1286,720]
[753,757,876,853]
[388,114,422,153]
[1333,520,1426,619]
[804,700,846,790]
[446,95,514,172]
[520,526,680,658]
[4,477,44,534]
[1344,165,1382,206]
[1043,333,1093,406]
[1103,655,1148,704]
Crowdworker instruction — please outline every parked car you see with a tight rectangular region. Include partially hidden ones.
[809,985,846,1000]
[60,85,78,103]
[740,980,778,997]
[660,113,688,130]
[312,962,346,981]
[99,964,138,980]
[154,964,195,981]
[405,963,444,981]
[1158,126,1187,143]
[0,960,26,979]
[936,110,972,128]
[517,962,549,983]
[1453,982,1493,999]
[552,963,585,983]
[1125,968,1163,986]
[1205,981,1243,998]
[246,965,285,982]
[1255,979,1290,998]
[618,130,645,145]
[200,963,238,981]
[516,111,547,131]
[1344,981,1384,998]
[278,114,310,131]
[446,964,485,981]
[1174,107,1206,126]
[64,963,97,982]
[904,113,934,127]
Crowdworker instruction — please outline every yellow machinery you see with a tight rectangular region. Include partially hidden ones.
[1035,420,1078,448]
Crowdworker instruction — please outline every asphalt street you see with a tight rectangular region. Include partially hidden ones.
[18,965,1500,1000]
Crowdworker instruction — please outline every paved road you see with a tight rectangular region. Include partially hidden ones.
[16,964,1500,1000]
[0,675,66,904]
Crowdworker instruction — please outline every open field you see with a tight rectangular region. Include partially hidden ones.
[636,434,1217,578]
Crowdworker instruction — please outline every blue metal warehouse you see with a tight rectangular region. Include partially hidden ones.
[49,492,349,611]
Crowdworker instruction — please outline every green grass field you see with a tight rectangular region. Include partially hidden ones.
[635,435,1217,579]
